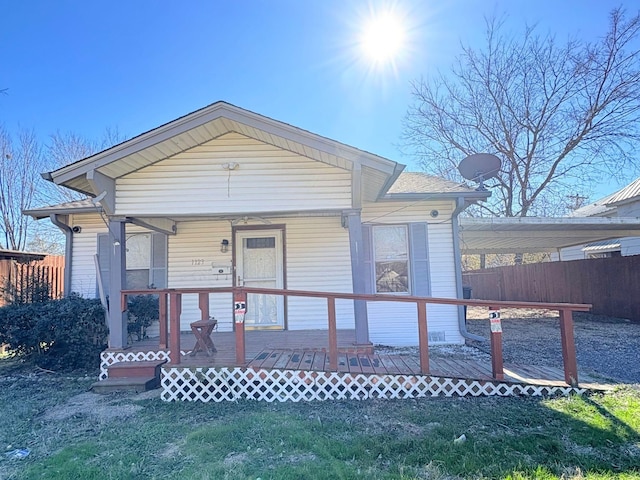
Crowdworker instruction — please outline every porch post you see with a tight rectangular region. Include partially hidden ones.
[107,219,128,349]
[345,210,370,346]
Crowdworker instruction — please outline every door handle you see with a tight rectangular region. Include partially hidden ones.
[237,276,243,286]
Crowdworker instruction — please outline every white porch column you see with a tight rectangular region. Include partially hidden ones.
[108,219,128,349]
[345,210,370,345]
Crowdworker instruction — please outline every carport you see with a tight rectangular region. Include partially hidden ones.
[458,217,640,254]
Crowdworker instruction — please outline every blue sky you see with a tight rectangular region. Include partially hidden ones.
[1,0,633,198]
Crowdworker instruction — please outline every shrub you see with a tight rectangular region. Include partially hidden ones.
[0,295,108,371]
[127,294,159,342]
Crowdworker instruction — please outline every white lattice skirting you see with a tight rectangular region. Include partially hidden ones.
[100,350,187,380]
[161,366,585,402]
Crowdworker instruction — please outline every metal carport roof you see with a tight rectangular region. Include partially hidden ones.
[459,217,640,254]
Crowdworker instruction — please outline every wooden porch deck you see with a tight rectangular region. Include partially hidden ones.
[127,329,611,391]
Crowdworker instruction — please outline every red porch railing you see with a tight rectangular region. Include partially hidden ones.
[121,287,591,386]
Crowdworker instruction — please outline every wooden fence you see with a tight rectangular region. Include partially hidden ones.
[0,256,65,306]
[463,255,640,322]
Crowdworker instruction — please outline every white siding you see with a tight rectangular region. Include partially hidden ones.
[558,245,586,261]
[362,200,462,346]
[68,214,155,295]
[69,213,106,297]
[68,203,462,346]
[167,220,234,331]
[166,217,355,332]
[116,133,352,216]
[620,237,640,256]
[282,216,355,331]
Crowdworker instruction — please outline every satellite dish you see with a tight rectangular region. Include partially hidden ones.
[458,153,501,191]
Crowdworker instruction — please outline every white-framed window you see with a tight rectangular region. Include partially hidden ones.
[97,232,167,296]
[125,233,152,290]
[373,225,410,294]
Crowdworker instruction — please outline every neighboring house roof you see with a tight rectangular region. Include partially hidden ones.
[459,217,640,254]
[45,101,405,202]
[572,177,640,217]
[604,177,640,206]
[0,249,47,261]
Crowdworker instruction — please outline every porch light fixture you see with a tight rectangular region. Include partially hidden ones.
[220,239,230,253]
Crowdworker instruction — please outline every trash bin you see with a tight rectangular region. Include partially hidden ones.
[462,285,472,323]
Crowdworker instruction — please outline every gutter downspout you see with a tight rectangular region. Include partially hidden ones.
[50,214,72,297]
[452,198,484,342]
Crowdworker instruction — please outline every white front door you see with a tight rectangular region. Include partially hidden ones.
[235,229,284,329]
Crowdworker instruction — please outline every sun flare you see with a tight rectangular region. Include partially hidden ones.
[359,12,406,65]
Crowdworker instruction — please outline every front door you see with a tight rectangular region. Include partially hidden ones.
[235,229,285,329]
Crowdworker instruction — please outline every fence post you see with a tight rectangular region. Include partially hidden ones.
[559,308,579,386]
[489,306,504,380]
[417,301,429,374]
[327,296,338,371]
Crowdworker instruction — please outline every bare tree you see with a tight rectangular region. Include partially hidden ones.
[46,127,126,203]
[403,8,640,217]
[0,126,46,250]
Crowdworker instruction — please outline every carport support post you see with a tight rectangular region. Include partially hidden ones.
[107,219,127,349]
[559,309,579,386]
[345,210,370,346]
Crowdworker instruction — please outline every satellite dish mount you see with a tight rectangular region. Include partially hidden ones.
[457,153,501,191]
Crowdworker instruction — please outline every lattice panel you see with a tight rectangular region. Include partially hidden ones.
[160,367,585,402]
[99,349,189,380]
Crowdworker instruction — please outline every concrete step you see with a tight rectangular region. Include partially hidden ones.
[91,376,159,394]
[107,360,167,379]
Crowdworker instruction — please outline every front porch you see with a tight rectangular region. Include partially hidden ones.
[99,328,612,402]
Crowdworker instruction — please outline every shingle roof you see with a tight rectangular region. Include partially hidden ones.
[387,172,478,195]
[23,198,97,219]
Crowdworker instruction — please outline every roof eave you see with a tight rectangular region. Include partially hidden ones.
[382,190,490,202]
[49,101,400,187]
[23,206,97,220]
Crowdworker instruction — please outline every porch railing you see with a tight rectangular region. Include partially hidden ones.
[121,287,591,386]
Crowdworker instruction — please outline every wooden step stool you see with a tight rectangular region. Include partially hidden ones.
[190,317,218,356]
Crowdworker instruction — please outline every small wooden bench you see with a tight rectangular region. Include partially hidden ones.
[190,318,218,356]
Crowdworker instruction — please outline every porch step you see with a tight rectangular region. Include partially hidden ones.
[92,359,167,394]
[107,360,167,379]
[91,376,159,394]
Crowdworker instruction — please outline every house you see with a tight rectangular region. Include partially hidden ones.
[556,177,640,260]
[25,101,489,349]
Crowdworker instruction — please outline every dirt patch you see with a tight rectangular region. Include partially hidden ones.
[465,307,640,384]
[43,392,143,421]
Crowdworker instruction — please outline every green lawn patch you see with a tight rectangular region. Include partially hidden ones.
[0,364,638,479]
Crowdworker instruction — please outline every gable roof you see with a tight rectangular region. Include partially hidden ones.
[47,101,404,200]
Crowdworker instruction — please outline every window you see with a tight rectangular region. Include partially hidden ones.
[126,233,151,289]
[373,225,409,294]
[97,232,167,296]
